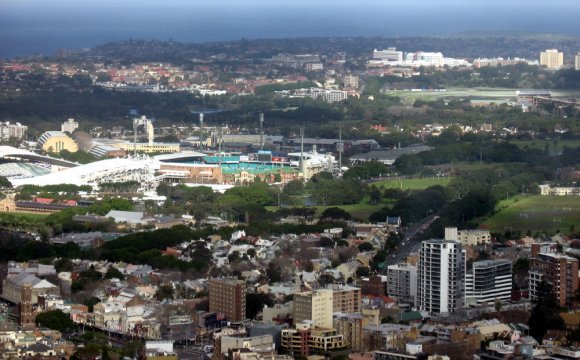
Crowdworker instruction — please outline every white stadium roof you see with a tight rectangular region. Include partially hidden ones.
[9,157,158,187]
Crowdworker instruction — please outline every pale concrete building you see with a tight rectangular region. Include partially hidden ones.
[387,263,417,304]
[575,54,580,70]
[61,118,79,133]
[37,131,78,153]
[293,289,334,329]
[540,49,564,69]
[445,227,491,246]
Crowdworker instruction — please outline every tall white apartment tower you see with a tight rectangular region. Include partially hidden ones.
[417,240,465,314]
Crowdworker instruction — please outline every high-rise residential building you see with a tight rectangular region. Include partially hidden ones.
[61,118,79,133]
[328,284,361,313]
[417,240,465,314]
[387,263,417,304]
[208,278,247,322]
[361,275,388,296]
[465,259,512,305]
[293,289,334,329]
[575,53,580,71]
[540,49,564,69]
[0,122,28,141]
[529,243,579,308]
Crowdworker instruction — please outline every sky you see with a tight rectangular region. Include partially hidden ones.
[1,0,579,58]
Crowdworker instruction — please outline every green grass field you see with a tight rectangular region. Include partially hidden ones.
[509,139,580,154]
[371,177,451,190]
[482,195,580,234]
[267,196,395,221]
[0,212,48,222]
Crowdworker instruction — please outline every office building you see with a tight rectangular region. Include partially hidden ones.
[37,131,78,153]
[372,48,404,62]
[387,263,417,304]
[208,278,247,321]
[575,53,580,71]
[61,118,79,133]
[540,49,564,69]
[465,259,512,305]
[529,243,579,308]
[417,240,465,314]
[293,289,333,329]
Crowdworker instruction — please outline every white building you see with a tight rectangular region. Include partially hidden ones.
[576,54,580,71]
[386,263,417,304]
[61,118,79,133]
[309,88,348,103]
[417,240,465,314]
[0,122,28,140]
[465,259,512,305]
[372,47,403,62]
[539,184,580,196]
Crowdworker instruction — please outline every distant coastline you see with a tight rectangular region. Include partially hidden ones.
[2,1,580,58]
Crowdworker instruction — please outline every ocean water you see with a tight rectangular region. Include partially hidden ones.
[1,0,579,58]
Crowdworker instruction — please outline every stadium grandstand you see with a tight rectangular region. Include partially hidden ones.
[9,155,157,189]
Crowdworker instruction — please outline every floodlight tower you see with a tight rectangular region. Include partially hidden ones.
[259,112,264,151]
[199,113,204,149]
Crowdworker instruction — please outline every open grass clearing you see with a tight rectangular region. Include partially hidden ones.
[371,177,451,190]
[482,195,580,234]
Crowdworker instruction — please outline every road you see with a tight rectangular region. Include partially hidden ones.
[381,214,438,271]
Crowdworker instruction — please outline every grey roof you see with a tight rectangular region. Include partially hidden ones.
[349,144,433,161]
[106,210,145,224]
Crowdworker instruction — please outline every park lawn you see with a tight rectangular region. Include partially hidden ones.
[267,197,394,221]
[509,139,580,154]
[482,195,580,234]
[0,212,48,222]
[371,177,451,190]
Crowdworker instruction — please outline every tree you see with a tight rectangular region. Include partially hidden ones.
[266,262,282,283]
[356,266,371,277]
[36,310,75,333]
[155,284,175,301]
[321,207,352,220]
[246,293,274,319]
[228,250,241,263]
[358,242,374,252]
[105,266,125,280]
[528,281,565,343]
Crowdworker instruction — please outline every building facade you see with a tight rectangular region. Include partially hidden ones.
[0,122,28,140]
[540,49,564,69]
[293,290,334,329]
[387,263,417,304]
[208,278,247,322]
[37,131,78,153]
[61,118,79,133]
[465,259,512,305]
[529,244,579,308]
[281,322,346,357]
[417,240,465,314]
[576,54,580,71]
[329,285,361,314]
